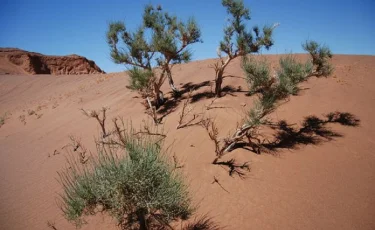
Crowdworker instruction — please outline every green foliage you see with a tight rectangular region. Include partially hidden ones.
[58,123,193,229]
[218,0,277,57]
[107,4,202,100]
[303,40,333,77]
[246,99,267,127]
[144,5,201,64]
[107,23,152,68]
[243,41,333,135]
[242,56,271,93]
[127,67,154,95]
[213,0,278,97]
[243,54,313,126]
[276,55,313,95]
[279,55,313,84]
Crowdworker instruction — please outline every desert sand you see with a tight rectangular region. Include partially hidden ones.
[0,54,374,229]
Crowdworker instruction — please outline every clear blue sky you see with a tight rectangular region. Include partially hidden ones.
[1,0,374,73]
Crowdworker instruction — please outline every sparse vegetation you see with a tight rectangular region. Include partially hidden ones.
[303,40,333,77]
[212,0,278,97]
[182,215,220,230]
[107,4,201,108]
[47,220,58,230]
[220,41,334,153]
[0,112,8,128]
[199,40,337,176]
[244,40,333,98]
[58,119,193,229]
[177,91,203,129]
[19,114,26,125]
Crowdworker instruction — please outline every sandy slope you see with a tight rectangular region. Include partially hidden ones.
[0,54,374,230]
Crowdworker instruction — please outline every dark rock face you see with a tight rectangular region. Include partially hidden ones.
[0,48,105,75]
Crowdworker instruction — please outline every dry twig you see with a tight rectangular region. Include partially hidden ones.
[81,107,109,138]
[212,176,229,193]
[177,91,202,129]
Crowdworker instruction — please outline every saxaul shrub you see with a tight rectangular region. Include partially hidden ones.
[107,4,201,108]
[242,57,272,94]
[244,40,333,99]
[303,40,333,77]
[212,0,278,97]
[217,41,334,154]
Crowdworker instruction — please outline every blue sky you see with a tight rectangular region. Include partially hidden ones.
[1,0,374,73]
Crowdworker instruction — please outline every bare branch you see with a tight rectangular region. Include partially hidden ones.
[201,118,223,158]
[146,97,161,125]
[176,91,203,129]
[81,107,109,138]
[205,98,227,110]
[212,176,229,193]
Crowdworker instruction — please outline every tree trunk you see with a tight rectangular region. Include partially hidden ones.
[215,70,224,97]
[153,83,165,109]
[166,68,179,95]
[136,209,148,230]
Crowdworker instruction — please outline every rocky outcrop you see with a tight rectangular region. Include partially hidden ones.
[0,48,105,75]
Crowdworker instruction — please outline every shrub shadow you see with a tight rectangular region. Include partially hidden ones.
[182,215,221,230]
[180,81,211,94]
[158,81,213,114]
[236,111,360,154]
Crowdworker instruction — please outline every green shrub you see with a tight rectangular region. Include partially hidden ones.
[303,40,333,77]
[242,57,272,94]
[127,67,154,95]
[243,52,323,127]
[58,123,192,229]
[246,99,267,127]
[276,55,312,95]
[212,0,278,97]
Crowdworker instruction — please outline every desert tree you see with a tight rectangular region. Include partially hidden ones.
[244,40,333,96]
[221,40,334,153]
[212,0,278,97]
[107,4,201,108]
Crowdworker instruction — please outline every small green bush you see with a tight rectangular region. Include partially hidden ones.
[242,57,272,94]
[303,40,333,77]
[243,42,333,128]
[127,67,154,95]
[276,55,312,95]
[58,123,192,229]
[244,41,333,100]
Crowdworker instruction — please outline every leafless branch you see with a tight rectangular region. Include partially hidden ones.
[205,98,227,110]
[177,90,203,129]
[81,107,109,138]
[212,176,229,193]
[201,118,223,158]
[47,221,57,230]
[146,97,162,125]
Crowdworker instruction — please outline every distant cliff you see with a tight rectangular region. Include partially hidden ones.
[0,48,105,75]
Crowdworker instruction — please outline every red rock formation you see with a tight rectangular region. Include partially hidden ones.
[0,48,105,75]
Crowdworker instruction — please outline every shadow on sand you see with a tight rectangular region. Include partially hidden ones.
[236,111,360,154]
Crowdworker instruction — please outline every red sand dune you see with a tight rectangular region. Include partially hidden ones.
[0,54,374,229]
